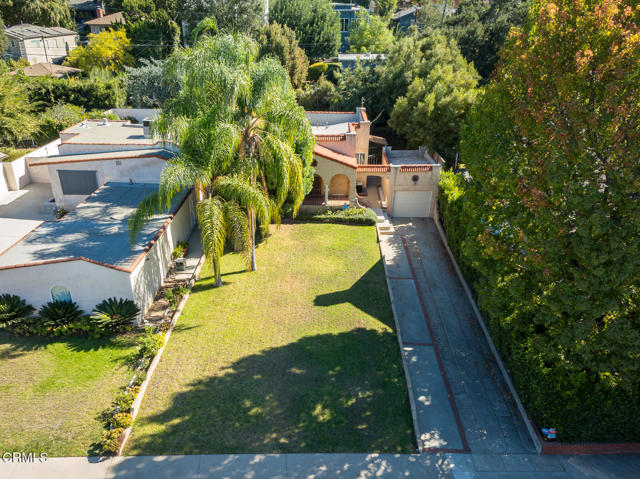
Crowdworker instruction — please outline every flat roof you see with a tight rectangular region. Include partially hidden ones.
[307,112,359,136]
[387,148,436,166]
[0,183,187,271]
[61,120,157,146]
[27,148,174,166]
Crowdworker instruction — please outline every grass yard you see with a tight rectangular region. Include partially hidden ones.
[0,333,138,456]
[126,223,414,454]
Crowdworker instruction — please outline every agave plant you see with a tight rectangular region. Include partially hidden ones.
[38,300,84,330]
[91,298,140,333]
[0,294,35,328]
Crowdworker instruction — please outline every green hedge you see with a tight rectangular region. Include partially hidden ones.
[297,207,378,225]
[438,171,640,443]
[26,76,126,112]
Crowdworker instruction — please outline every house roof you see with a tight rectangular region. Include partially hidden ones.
[5,24,77,40]
[0,183,188,272]
[28,148,174,166]
[393,6,421,20]
[9,62,81,78]
[84,12,125,26]
[68,0,102,11]
[61,120,158,146]
[313,144,357,169]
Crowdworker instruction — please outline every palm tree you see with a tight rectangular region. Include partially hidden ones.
[129,26,314,284]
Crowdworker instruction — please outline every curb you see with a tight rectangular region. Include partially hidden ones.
[432,215,542,454]
[375,224,423,453]
[117,253,207,456]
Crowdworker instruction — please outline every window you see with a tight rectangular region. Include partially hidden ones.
[58,170,99,195]
[53,39,58,48]
[356,152,366,165]
[51,286,72,302]
[45,40,49,48]
[341,18,350,32]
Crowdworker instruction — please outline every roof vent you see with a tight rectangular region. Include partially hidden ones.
[142,117,154,139]
[101,117,109,126]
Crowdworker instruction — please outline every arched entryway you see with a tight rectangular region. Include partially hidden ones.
[329,174,350,197]
[310,174,324,197]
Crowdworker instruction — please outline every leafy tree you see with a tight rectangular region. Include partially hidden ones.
[348,11,394,53]
[181,0,263,39]
[0,76,39,146]
[442,0,530,81]
[460,0,640,394]
[271,0,341,59]
[375,0,398,20]
[126,10,181,60]
[0,14,7,54]
[0,0,74,29]
[389,31,478,162]
[257,22,308,89]
[129,30,314,285]
[124,58,175,107]
[297,75,338,110]
[64,29,135,73]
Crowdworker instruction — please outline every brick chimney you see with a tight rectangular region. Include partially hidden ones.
[96,7,104,19]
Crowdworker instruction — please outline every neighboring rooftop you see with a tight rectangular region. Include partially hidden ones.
[393,6,421,21]
[4,24,77,40]
[386,146,436,166]
[61,120,156,146]
[9,62,81,78]
[0,183,186,270]
[84,12,125,26]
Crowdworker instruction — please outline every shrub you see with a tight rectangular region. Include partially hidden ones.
[308,62,328,82]
[113,386,140,411]
[90,298,139,334]
[135,327,163,360]
[111,412,133,430]
[26,76,126,112]
[38,300,84,333]
[165,286,189,310]
[101,428,123,454]
[298,207,378,225]
[0,294,35,328]
[7,315,46,336]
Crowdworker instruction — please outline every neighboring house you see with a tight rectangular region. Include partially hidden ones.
[391,5,421,31]
[69,0,106,24]
[84,11,125,34]
[0,182,195,315]
[0,110,196,317]
[332,2,368,52]
[4,24,79,65]
[337,52,385,69]
[9,62,81,78]
[304,108,444,218]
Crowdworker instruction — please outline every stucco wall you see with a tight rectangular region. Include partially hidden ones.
[386,166,442,218]
[312,154,357,201]
[0,260,133,312]
[2,156,31,190]
[129,192,196,314]
[0,163,8,197]
[25,139,62,184]
[106,109,159,123]
[57,142,159,156]
[8,34,78,64]
[329,174,350,196]
[48,157,166,209]
[316,134,357,157]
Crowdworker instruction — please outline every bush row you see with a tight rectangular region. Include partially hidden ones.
[0,294,139,337]
[438,171,640,442]
[296,207,378,225]
[26,76,126,112]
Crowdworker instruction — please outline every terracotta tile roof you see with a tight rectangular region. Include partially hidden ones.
[313,144,357,169]
[84,12,126,26]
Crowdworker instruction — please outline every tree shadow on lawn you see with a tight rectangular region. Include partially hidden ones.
[0,330,135,360]
[314,259,395,329]
[130,328,415,455]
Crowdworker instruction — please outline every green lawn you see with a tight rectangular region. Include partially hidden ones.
[126,223,414,454]
[0,333,138,456]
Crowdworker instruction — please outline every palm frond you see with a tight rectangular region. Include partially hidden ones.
[213,176,271,226]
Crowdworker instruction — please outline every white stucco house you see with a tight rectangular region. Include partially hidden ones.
[0,111,195,317]
[4,24,79,65]
[304,108,444,218]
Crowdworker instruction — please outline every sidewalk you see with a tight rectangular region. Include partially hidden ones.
[2,452,639,478]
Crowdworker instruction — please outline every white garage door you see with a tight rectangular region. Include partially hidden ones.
[392,191,432,218]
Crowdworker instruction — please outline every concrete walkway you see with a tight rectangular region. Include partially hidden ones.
[2,452,639,478]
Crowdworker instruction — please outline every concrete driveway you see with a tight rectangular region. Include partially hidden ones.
[0,183,54,254]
